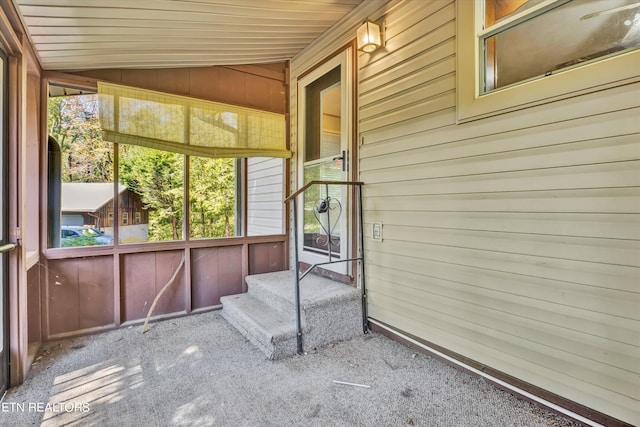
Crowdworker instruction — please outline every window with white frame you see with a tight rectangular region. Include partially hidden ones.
[457,0,640,121]
[483,0,640,92]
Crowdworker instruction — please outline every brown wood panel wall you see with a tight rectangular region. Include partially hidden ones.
[71,63,288,114]
[248,242,286,275]
[77,257,114,330]
[191,245,244,309]
[42,238,287,337]
[121,251,186,322]
[47,256,114,335]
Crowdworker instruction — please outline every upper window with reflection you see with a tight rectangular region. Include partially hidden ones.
[482,0,640,93]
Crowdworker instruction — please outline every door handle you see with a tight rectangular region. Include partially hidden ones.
[333,150,347,172]
[0,243,18,254]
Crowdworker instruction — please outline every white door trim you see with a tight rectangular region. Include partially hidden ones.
[296,47,353,275]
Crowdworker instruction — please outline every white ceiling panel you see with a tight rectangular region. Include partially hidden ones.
[13,0,366,71]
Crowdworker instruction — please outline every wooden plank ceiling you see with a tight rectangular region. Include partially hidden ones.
[13,0,365,71]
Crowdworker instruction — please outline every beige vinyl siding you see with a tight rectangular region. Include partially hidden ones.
[291,0,639,424]
[357,1,640,424]
[247,157,284,236]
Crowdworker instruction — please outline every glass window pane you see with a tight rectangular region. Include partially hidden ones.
[483,0,640,92]
[48,93,114,248]
[189,157,236,239]
[485,0,546,27]
[319,83,341,159]
[119,145,183,242]
[304,66,341,162]
[303,161,342,256]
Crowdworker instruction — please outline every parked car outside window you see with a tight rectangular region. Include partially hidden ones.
[60,226,114,246]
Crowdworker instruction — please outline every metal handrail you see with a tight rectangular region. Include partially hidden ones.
[0,243,18,254]
[284,180,364,203]
[284,180,367,355]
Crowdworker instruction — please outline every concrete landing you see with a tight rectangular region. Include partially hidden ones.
[221,270,363,360]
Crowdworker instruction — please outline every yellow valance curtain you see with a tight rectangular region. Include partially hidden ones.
[98,82,290,158]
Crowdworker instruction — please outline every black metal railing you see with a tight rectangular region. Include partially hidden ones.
[284,180,367,355]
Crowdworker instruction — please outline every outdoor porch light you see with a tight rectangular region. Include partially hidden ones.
[357,20,383,53]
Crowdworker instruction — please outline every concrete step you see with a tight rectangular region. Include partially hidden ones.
[221,270,363,360]
[246,270,360,312]
[220,293,303,360]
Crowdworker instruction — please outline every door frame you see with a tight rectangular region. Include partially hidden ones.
[0,47,9,395]
[296,46,355,278]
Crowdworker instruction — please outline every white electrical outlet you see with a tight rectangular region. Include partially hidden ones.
[372,222,383,242]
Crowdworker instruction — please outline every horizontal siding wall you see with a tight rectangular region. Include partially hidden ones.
[358,0,639,425]
[247,157,285,236]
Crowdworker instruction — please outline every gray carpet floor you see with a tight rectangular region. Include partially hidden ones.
[1,311,582,426]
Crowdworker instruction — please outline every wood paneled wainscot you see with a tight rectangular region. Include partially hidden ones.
[191,246,244,310]
[42,239,286,339]
[121,251,186,322]
[47,256,114,336]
